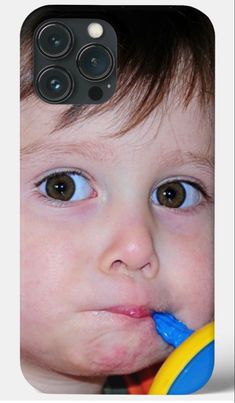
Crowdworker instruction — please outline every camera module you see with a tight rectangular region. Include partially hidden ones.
[37,23,73,58]
[34,18,117,104]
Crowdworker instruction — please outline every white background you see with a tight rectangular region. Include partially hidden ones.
[0,0,234,402]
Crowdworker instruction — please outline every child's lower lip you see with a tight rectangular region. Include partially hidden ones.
[104,305,153,318]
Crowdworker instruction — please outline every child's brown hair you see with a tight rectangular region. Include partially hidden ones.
[21,5,214,135]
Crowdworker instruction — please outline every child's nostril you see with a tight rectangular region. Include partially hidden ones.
[141,263,157,279]
[110,260,124,270]
[140,263,151,270]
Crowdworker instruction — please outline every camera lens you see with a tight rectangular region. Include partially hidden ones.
[77,45,113,80]
[36,67,73,102]
[37,23,72,58]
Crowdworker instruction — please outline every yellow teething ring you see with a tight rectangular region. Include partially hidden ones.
[148,321,214,395]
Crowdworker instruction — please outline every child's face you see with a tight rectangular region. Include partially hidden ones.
[21,93,213,378]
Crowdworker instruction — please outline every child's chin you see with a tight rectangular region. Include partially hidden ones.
[89,347,169,376]
[62,337,172,377]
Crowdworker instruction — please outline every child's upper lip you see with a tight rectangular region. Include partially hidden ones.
[103,305,154,318]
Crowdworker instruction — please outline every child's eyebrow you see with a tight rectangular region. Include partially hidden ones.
[21,140,116,162]
[163,150,214,170]
[21,139,213,170]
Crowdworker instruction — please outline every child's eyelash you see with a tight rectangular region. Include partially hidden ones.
[33,168,94,208]
[32,191,77,208]
[159,199,213,216]
[155,178,213,201]
[34,168,87,187]
[150,177,213,215]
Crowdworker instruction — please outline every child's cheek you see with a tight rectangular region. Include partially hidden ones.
[21,219,75,324]
[155,205,213,235]
[156,208,213,328]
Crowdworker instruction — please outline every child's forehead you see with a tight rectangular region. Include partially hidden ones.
[21,94,213,161]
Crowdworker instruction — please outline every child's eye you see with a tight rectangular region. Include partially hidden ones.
[37,171,94,202]
[151,180,202,209]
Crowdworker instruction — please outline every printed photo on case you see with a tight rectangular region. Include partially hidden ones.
[20,5,215,394]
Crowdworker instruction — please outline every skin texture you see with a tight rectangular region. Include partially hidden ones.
[20,92,214,393]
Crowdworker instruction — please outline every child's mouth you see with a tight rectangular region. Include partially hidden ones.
[104,305,154,318]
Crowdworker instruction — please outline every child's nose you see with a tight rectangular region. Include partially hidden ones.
[99,219,159,279]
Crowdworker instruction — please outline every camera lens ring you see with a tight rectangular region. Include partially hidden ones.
[37,22,73,58]
[77,44,114,81]
[36,66,73,103]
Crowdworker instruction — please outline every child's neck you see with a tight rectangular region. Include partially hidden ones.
[21,358,106,394]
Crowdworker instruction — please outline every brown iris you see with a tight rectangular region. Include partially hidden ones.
[45,174,75,201]
[157,182,186,208]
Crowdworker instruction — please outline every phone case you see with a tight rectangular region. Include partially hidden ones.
[20,5,215,395]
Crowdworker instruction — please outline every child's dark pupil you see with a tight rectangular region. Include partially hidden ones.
[46,174,75,201]
[157,182,186,208]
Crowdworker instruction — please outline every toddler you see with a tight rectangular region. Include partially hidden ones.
[20,6,214,394]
